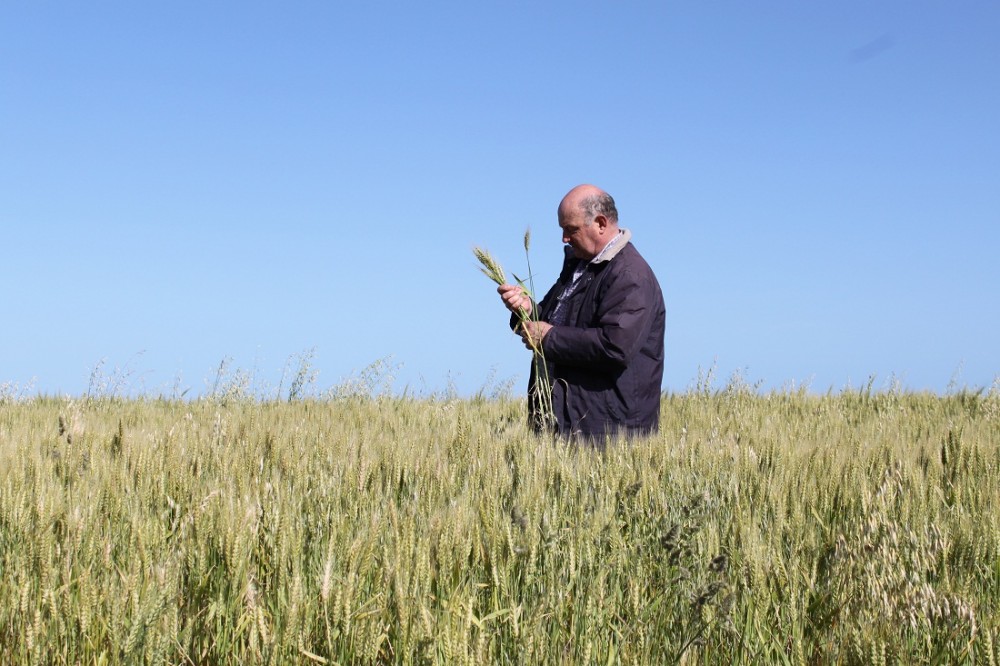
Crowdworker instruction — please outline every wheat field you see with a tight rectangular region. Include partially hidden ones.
[1,384,998,664]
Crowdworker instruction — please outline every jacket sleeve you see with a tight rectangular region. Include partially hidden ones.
[541,266,653,370]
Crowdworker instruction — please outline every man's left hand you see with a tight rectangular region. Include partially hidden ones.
[518,320,552,350]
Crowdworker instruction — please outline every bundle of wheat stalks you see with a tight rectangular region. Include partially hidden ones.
[474,232,555,432]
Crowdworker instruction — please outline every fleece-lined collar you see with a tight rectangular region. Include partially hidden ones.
[591,228,632,264]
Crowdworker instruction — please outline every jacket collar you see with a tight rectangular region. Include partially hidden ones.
[591,228,631,264]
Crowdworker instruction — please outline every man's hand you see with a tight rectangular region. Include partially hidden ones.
[518,320,552,350]
[498,284,532,316]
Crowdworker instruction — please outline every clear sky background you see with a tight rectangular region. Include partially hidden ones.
[3,2,998,398]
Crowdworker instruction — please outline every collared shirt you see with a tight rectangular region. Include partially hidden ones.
[549,231,624,326]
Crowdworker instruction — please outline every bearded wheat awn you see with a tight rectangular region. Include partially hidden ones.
[473,236,556,432]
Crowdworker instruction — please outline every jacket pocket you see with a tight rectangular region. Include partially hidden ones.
[608,378,635,423]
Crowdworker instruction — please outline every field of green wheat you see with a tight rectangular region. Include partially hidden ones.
[1,384,999,664]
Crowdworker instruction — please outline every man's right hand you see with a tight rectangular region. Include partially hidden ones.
[498,284,532,316]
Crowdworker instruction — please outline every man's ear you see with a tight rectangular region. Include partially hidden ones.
[593,214,609,231]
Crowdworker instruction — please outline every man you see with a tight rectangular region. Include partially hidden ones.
[497,184,665,441]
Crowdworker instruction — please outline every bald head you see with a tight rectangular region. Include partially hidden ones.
[558,184,619,227]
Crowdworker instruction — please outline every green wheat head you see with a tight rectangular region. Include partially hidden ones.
[473,247,507,285]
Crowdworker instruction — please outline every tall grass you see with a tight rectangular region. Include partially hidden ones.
[1,386,998,664]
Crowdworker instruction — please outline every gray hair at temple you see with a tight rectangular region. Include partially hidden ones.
[581,191,619,225]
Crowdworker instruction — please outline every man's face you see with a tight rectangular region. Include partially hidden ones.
[559,210,604,260]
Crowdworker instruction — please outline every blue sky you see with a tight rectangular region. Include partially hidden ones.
[2,2,998,397]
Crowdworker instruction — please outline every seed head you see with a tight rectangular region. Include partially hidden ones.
[473,247,506,285]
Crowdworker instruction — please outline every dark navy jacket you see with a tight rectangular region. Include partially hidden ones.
[514,231,665,439]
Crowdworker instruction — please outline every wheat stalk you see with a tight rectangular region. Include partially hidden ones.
[473,235,556,432]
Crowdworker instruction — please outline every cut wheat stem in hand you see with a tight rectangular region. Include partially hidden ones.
[473,238,556,432]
